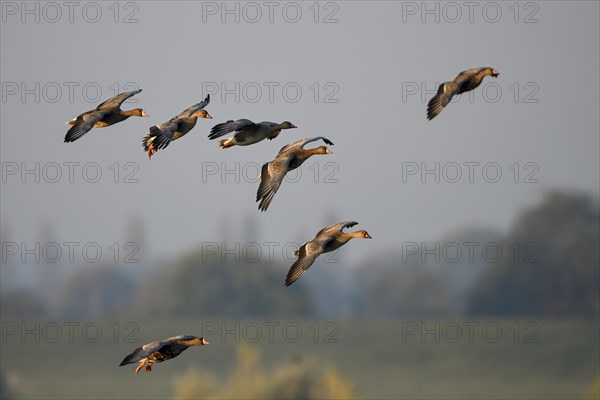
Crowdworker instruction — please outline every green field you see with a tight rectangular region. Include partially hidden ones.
[1,318,598,399]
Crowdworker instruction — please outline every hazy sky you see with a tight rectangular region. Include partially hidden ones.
[1,1,599,264]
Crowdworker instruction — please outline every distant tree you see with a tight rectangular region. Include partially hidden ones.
[355,263,453,317]
[53,266,134,318]
[468,191,599,317]
[137,246,313,318]
[0,289,46,317]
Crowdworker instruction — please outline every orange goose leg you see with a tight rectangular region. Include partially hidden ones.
[147,144,157,159]
[135,359,147,374]
[145,362,154,374]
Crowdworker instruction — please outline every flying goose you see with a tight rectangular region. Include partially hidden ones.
[256,137,333,211]
[64,89,148,143]
[119,335,209,374]
[208,119,297,148]
[285,221,371,286]
[142,95,211,159]
[427,67,499,120]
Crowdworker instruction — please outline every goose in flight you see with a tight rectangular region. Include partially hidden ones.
[208,119,297,148]
[142,95,212,159]
[119,335,209,374]
[256,137,333,211]
[65,89,148,142]
[285,221,371,286]
[427,67,499,120]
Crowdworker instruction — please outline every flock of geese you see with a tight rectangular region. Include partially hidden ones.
[64,67,499,374]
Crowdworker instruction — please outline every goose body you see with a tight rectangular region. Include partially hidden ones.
[208,119,297,148]
[427,67,499,120]
[142,95,211,159]
[285,221,371,286]
[256,137,333,211]
[64,89,148,142]
[119,335,208,374]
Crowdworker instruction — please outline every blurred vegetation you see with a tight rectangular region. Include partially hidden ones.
[469,191,599,317]
[136,248,313,318]
[54,265,134,318]
[583,374,600,400]
[356,263,453,317]
[0,318,596,399]
[0,371,13,400]
[1,190,597,319]
[0,289,47,318]
[172,344,354,400]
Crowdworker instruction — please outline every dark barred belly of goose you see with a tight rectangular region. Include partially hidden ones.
[148,346,187,363]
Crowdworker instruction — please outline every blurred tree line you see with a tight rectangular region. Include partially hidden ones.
[1,190,597,319]
[468,191,599,317]
[350,190,599,318]
[135,249,313,317]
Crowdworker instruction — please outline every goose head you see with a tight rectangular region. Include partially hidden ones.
[313,146,333,155]
[124,108,149,117]
[192,109,212,119]
[280,121,297,129]
[353,230,372,239]
[183,337,209,346]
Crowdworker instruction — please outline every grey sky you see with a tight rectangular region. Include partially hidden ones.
[1,1,598,264]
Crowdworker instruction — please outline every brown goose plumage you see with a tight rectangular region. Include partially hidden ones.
[119,335,208,374]
[285,221,371,287]
[427,67,499,120]
[142,95,211,159]
[256,137,333,212]
[65,89,148,142]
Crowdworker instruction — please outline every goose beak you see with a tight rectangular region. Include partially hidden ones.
[206,113,213,119]
[325,148,333,154]
[492,70,499,77]
[365,233,372,239]
[142,111,150,117]
[291,124,297,128]
[202,339,209,345]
